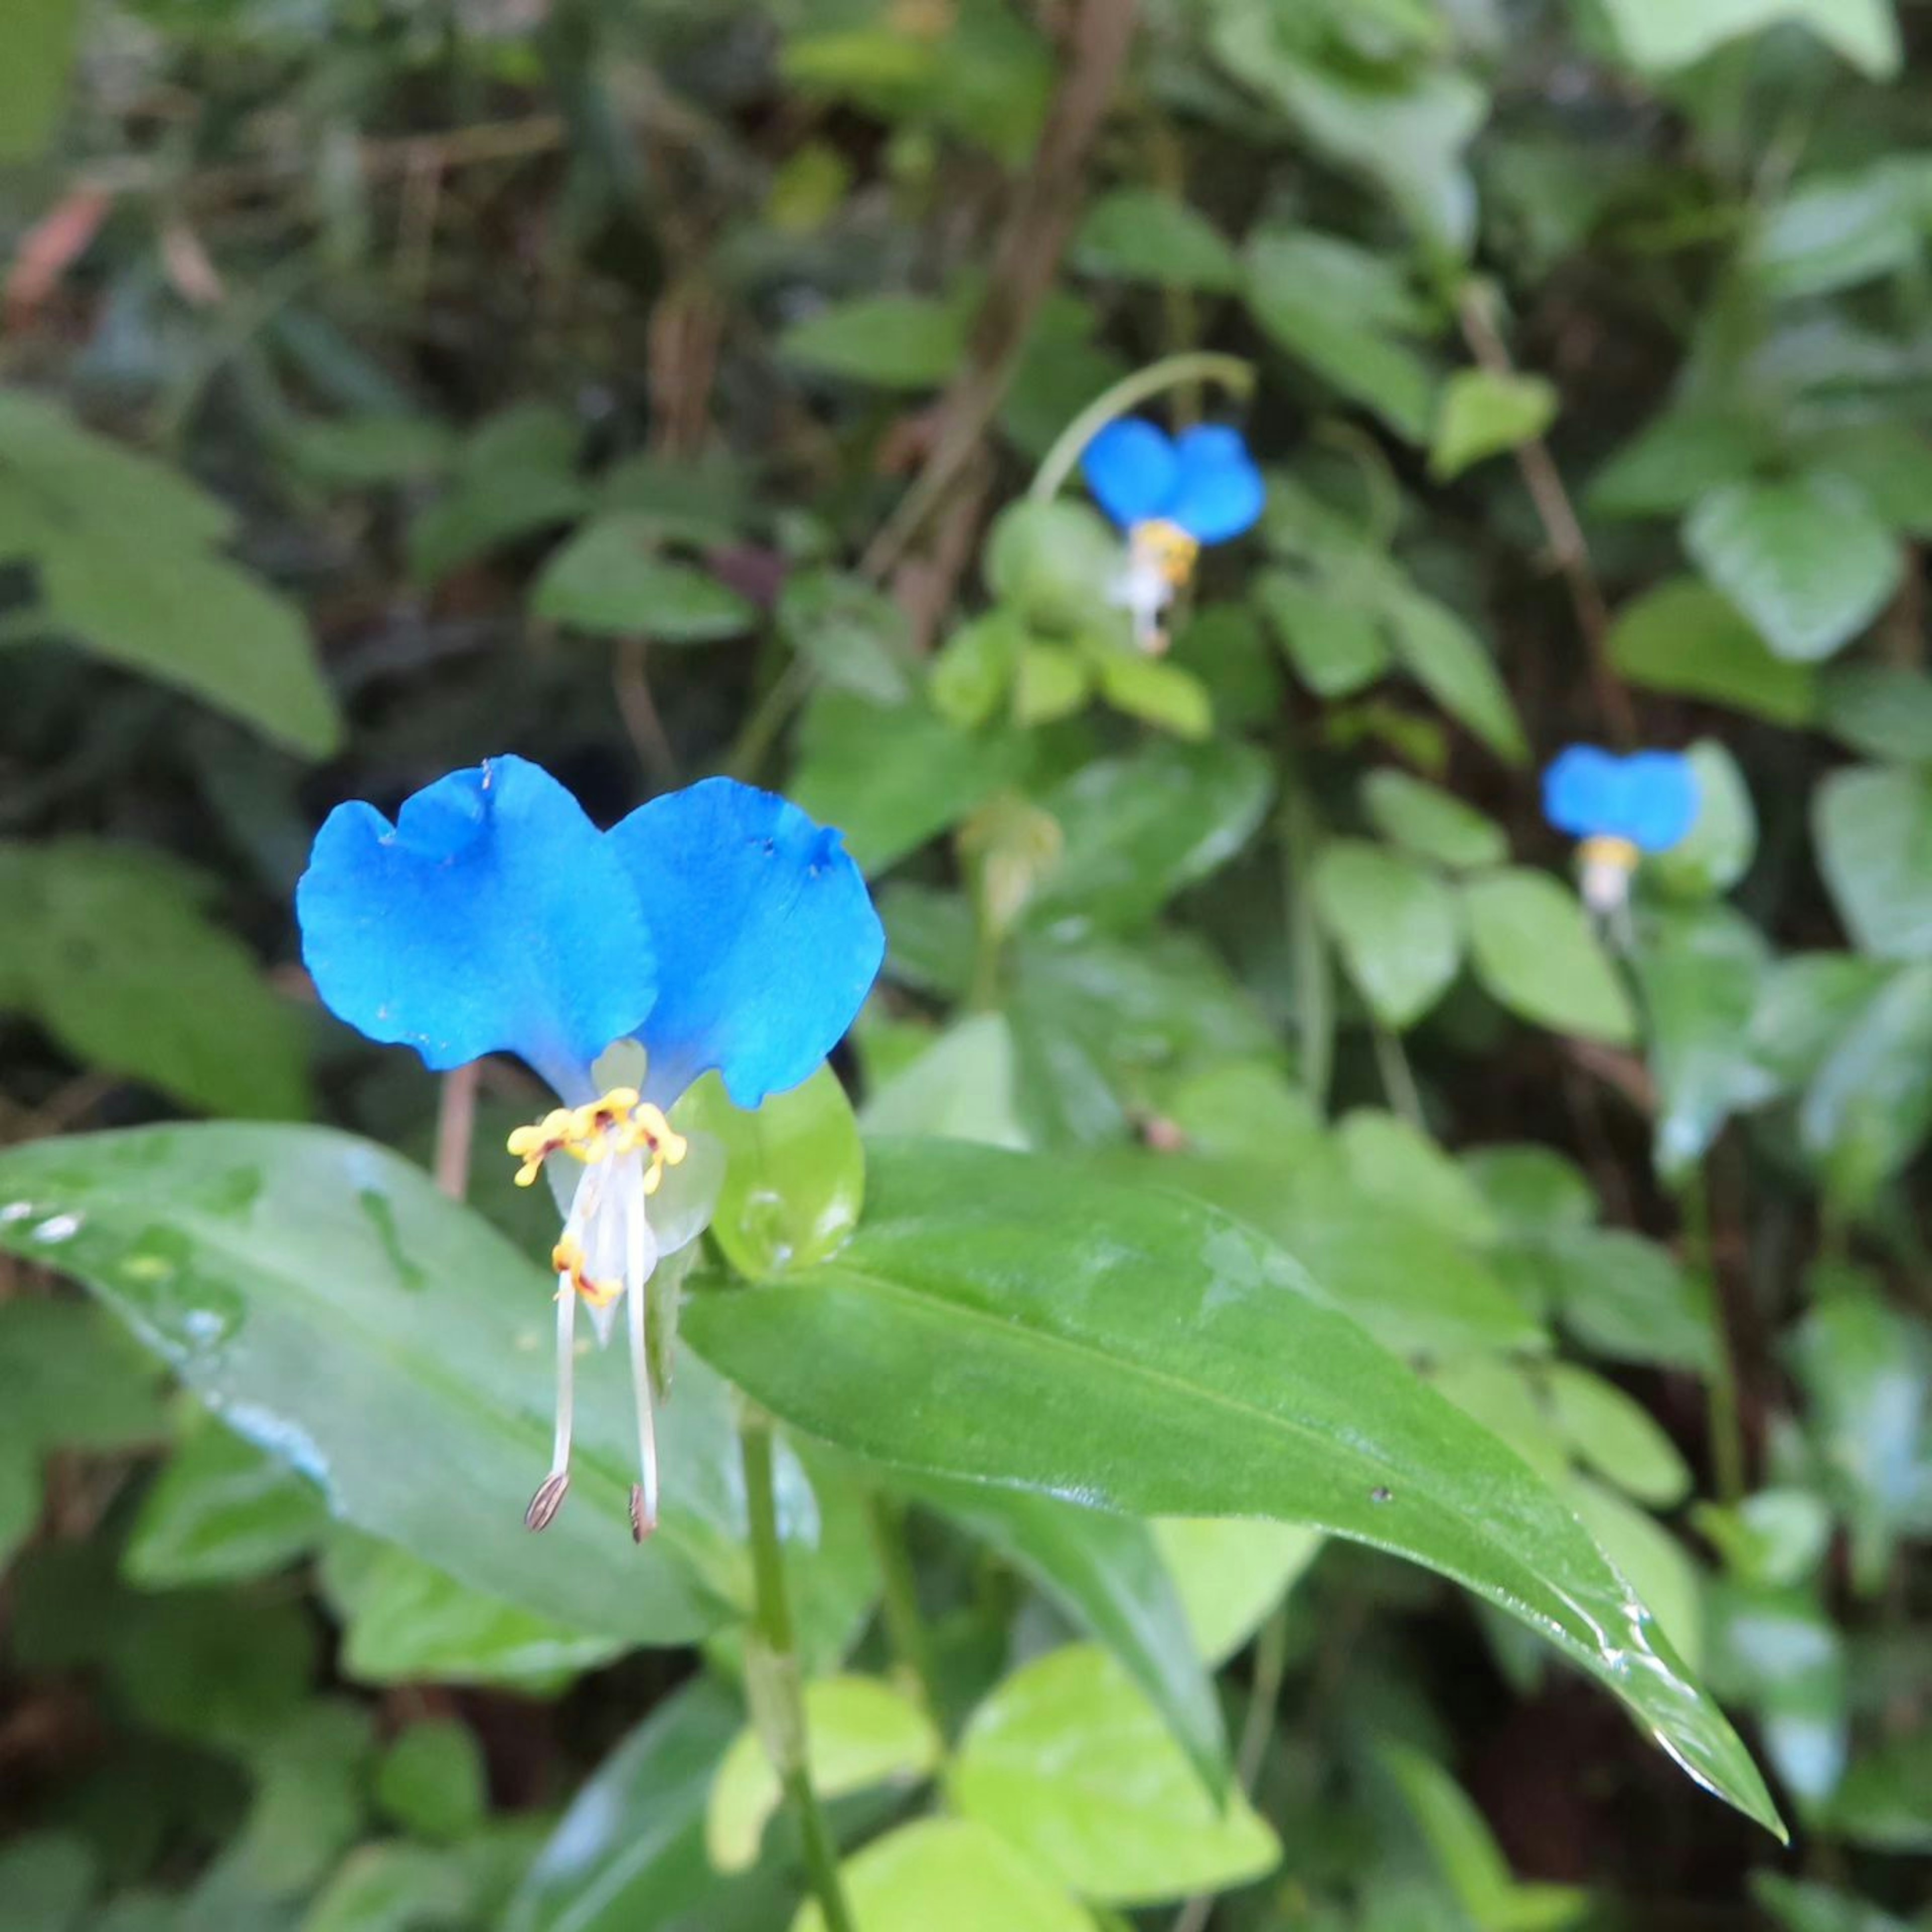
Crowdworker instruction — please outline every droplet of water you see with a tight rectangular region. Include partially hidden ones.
[31,1212,82,1245]
[0,1201,34,1226]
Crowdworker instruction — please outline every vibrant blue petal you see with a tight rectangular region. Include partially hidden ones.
[1165,424,1265,544]
[1542,744,1622,838]
[1621,751,1700,852]
[297,756,658,1098]
[1081,417,1179,530]
[607,777,884,1110]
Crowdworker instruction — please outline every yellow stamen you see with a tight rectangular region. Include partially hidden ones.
[551,1235,622,1308]
[1578,834,1640,874]
[1131,517,1201,589]
[508,1087,690,1192]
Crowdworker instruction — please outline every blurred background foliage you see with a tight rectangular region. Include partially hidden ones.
[3,0,1932,1927]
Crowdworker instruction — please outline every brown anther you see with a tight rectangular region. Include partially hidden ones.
[629,1482,656,1543]
[525,1470,570,1532]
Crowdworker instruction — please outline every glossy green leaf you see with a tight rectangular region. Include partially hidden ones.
[533,514,755,642]
[1814,765,1932,960]
[1568,1475,1704,1671]
[1362,769,1508,871]
[0,1122,819,1646]
[1428,369,1557,482]
[948,1645,1279,1904]
[0,394,341,756]
[1609,580,1814,726]
[1257,571,1391,697]
[1025,740,1271,935]
[1096,652,1212,739]
[707,1675,939,1872]
[676,1066,862,1280]
[0,841,309,1119]
[1313,840,1463,1030]
[1152,1517,1323,1667]
[794,1819,1096,1932]
[1686,476,1899,664]
[1463,869,1636,1043]
[685,1140,1782,1836]
[1382,590,1528,763]
[902,1471,1227,1792]
[1075,190,1241,292]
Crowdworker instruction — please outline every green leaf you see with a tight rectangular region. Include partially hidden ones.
[1337,1111,1499,1246]
[1820,665,1932,765]
[1534,1228,1715,1374]
[1751,166,1925,300]
[675,1066,863,1279]
[1685,475,1900,664]
[1026,740,1272,934]
[124,1418,330,1588]
[1096,653,1212,739]
[1590,409,1771,520]
[506,1678,792,1932]
[1428,370,1558,482]
[0,394,341,756]
[794,1820,1096,1932]
[407,405,589,583]
[1312,840,1463,1030]
[684,1140,1783,1836]
[930,611,1027,728]
[791,690,1030,876]
[1075,190,1242,292]
[1382,590,1528,763]
[706,1676,939,1872]
[1256,571,1391,697]
[375,1722,489,1845]
[1245,232,1435,439]
[781,294,970,390]
[903,1472,1228,1793]
[0,1122,819,1645]
[985,501,1123,641]
[1463,869,1636,1043]
[779,572,917,704]
[1594,0,1900,77]
[948,1645,1279,1904]
[1748,952,1895,1087]
[1820,1732,1932,1852]
[532,514,756,642]
[1361,769,1508,872]
[300,1843,475,1932]
[1607,579,1815,726]
[0,1296,169,1454]
[1542,1364,1692,1509]
[1814,765,1932,959]
[859,1013,1028,1151]
[0,0,82,161]
[1649,740,1758,901]
[0,842,310,1120]
[1799,962,1932,1209]
[280,414,456,489]
[1013,641,1094,726]
[1152,1517,1323,1668]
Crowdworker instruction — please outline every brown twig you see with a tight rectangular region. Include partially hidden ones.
[1456,284,1638,749]
[614,638,680,789]
[858,0,1140,592]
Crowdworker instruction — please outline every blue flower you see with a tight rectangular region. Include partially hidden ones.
[1080,418,1264,651]
[297,757,883,1539]
[1542,745,1699,853]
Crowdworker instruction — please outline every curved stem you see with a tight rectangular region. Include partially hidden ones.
[1028,352,1255,505]
[739,1411,856,1932]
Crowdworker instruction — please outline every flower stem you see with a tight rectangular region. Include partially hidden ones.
[1028,352,1255,506]
[865,1492,939,1723]
[1371,1021,1424,1133]
[432,1059,480,1200]
[738,1410,856,1932]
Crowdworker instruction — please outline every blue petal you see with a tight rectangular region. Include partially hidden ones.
[1081,418,1179,529]
[1165,424,1265,544]
[1621,751,1700,852]
[1542,744,1622,838]
[606,777,884,1110]
[297,756,658,1097]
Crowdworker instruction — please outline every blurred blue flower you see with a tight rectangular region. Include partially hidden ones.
[1543,745,1699,853]
[297,757,883,1538]
[1081,417,1264,650]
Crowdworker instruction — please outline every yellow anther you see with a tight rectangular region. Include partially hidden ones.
[551,1235,622,1308]
[1578,834,1640,875]
[1131,518,1201,589]
[509,1089,689,1191]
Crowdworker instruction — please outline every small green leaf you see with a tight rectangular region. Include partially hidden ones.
[931,612,1027,728]
[781,294,970,390]
[1595,0,1900,77]
[1097,653,1212,739]
[859,1013,1028,1150]
[1428,368,1558,481]
[1799,962,1932,1209]
[779,572,916,702]
[1257,571,1391,697]
[1313,840,1463,1030]
[1337,1110,1498,1245]
[706,1676,940,1873]
[1814,765,1932,959]
[948,1645,1279,1904]
[1463,869,1636,1043]
[1649,740,1758,901]
[1362,768,1508,872]
[1542,1364,1692,1508]
[1075,190,1242,292]
[793,1820,1097,1932]
[1382,590,1528,763]
[1535,1228,1715,1374]
[0,1296,169,1455]
[1686,475,1900,663]
[533,514,755,642]
[375,1722,489,1845]
[1152,1517,1323,1667]
[1013,642,1094,725]
[1819,664,1932,764]
[986,501,1123,640]
[677,1065,863,1280]
[1608,579,1815,725]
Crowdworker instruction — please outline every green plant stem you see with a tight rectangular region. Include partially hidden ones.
[1681,1165,1746,1506]
[1371,1021,1424,1132]
[865,1492,939,1723]
[1282,787,1332,1112]
[1028,352,1254,505]
[738,1410,856,1932]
